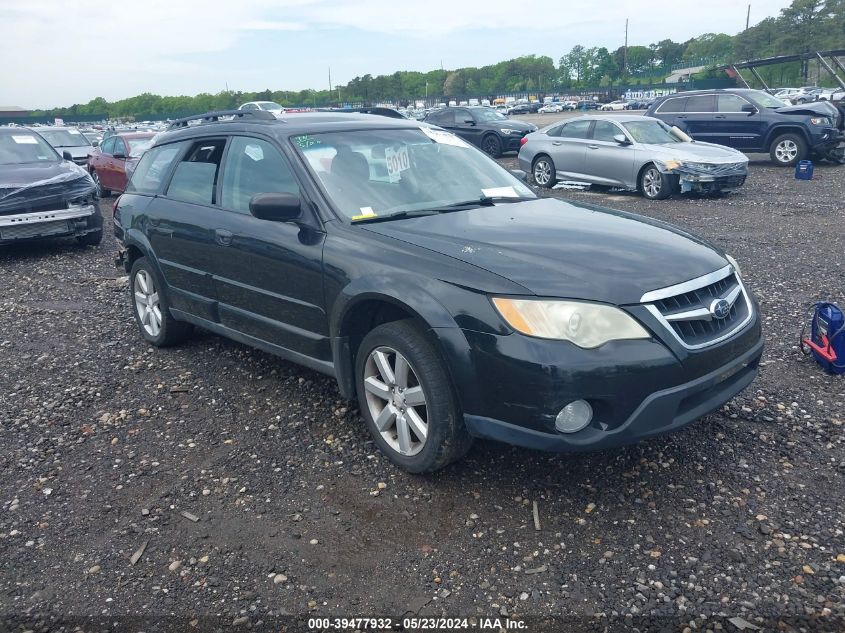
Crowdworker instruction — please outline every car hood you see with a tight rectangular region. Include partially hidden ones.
[640,141,748,163]
[774,102,834,117]
[53,144,94,157]
[361,198,727,304]
[0,160,94,214]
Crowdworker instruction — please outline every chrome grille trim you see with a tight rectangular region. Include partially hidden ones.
[641,265,754,350]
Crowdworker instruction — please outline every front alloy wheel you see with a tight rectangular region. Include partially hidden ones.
[640,165,672,200]
[363,346,428,457]
[355,320,472,472]
[769,133,806,166]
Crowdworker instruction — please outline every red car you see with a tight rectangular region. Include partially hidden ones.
[88,132,156,197]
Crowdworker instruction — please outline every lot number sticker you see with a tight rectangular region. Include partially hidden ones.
[12,135,38,144]
[385,145,410,182]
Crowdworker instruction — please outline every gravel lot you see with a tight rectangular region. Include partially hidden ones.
[1,156,844,632]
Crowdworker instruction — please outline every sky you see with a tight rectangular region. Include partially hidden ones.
[0,0,794,109]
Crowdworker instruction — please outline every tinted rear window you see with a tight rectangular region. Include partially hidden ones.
[656,97,686,113]
[685,95,716,112]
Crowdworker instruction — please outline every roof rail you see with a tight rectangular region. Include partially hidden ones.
[167,109,276,130]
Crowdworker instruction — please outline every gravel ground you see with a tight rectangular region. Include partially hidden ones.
[1,159,844,633]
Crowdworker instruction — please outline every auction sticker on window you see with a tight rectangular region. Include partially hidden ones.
[385,145,410,182]
[12,135,38,144]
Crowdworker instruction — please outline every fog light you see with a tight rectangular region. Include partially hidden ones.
[555,400,593,433]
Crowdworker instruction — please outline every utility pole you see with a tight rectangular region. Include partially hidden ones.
[623,19,629,77]
[328,67,332,96]
[745,4,751,30]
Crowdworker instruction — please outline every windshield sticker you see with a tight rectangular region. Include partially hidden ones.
[294,135,321,149]
[12,135,38,144]
[68,130,81,135]
[420,126,470,148]
[244,144,264,162]
[481,186,520,198]
[352,207,377,221]
[385,145,410,182]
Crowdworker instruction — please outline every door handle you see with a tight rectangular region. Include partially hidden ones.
[215,229,233,246]
[587,144,599,149]
[676,115,687,119]
[714,114,726,119]
[551,141,564,146]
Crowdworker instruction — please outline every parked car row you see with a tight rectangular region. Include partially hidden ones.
[421,106,536,157]
[773,86,845,105]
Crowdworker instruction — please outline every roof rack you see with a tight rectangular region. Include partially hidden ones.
[167,109,276,130]
[315,106,406,119]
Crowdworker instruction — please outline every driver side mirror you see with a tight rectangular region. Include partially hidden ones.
[249,192,302,222]
[510,169,528,182]
[463,119,476,125]
[741,104,757,114]
[613,134,631,145]
[113,152,126,159]
[62,151,74,161]
[92,140,100,147]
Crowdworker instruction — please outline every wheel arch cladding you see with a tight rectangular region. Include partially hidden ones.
[765,125,809,148]
[330,280,464,400]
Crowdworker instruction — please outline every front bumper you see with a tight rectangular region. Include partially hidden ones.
[0,204,101,244]
[502,133,529,151]
[810,129,845,159]
[439,306,763,453]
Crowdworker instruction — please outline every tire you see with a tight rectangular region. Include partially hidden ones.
[355,320,472,473]
[769,133,807,166]
[129,257,191,347]
[91,170,109,197]
[532,155,557,188]
[481,134,502,158]
[639,164,673,200]
[76,229,102,246]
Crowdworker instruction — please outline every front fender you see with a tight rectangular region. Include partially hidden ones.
[328,274,482,408]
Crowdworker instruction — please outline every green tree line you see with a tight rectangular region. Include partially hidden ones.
[33,0,844,119]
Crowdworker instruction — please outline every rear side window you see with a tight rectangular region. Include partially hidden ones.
[113,138,127,157]
[685,95,716,112]
[127,142,186,195]
[166,139,226,206]
[559,120,592,139]
[656,97,686,113]
[220,137,299,213]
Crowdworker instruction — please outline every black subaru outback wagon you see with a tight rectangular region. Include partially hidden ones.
[114,109,763,472]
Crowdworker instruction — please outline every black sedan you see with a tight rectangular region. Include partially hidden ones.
[422,106,536,157]
[114,110,763,472]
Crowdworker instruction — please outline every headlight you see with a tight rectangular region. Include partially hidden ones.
[491,298,650,348]
[726,254,742,278]
[500,128,520,135]
[655,158,683,171]
[810,117,832,125]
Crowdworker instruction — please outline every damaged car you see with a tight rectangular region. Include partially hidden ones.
[36,126,95,167]
[519,115,748,199]
[647,89,845,166]
[0,127,102,246]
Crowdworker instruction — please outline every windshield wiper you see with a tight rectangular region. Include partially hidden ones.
[351,209,441,224]
[427,195,533,212]
[351,196,533,225]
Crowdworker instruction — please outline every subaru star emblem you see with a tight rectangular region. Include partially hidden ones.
[710,298,731,320]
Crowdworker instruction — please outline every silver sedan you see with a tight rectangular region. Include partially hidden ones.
[518,115,749,199]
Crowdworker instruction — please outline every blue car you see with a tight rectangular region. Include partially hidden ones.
[646,88,844,166]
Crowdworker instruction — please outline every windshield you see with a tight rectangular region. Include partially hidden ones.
[0,132,59,165]
[473,108,507,122]
[622,119,682,144]
[748,91,788,108]
[257,102,283,110]
[37,129,90,148]
[293,127,535,219]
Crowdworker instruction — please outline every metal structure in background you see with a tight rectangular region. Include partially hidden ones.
[726,49,845,92]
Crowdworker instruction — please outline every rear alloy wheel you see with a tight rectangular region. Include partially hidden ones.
[532,155,557,188]
[481,134,502,158]
[769,133,807,167]
[356,320,472,473]
[92,171,109,197]
[639,165,673,200]
[129,257,191,347]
